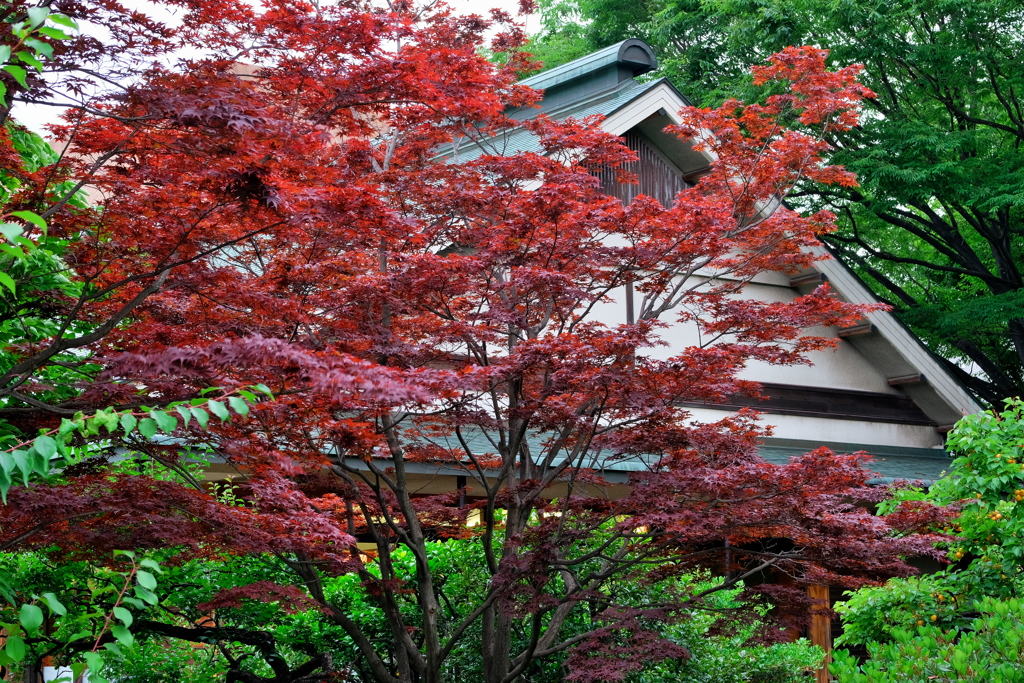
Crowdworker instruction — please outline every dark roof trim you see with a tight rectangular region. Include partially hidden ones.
[519,39,658,93]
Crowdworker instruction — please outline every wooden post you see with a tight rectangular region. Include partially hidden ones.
[807,584,832,683]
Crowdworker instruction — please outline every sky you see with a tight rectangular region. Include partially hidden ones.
[17,0,542,135]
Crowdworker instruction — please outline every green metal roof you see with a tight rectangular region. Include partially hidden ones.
[758,437,951,484]
[358,427,951,485]
[518,39,658,95]
[449,77,673,163]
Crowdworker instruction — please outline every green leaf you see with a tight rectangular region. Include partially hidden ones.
[26,6,49,27]
[33,435,56,459]
[58,418,80,436]
[23,38,53,60]
[0,271,15,295]
[0,468,10,504]
[135,570,157,590]
[207,400,230,422]
[139,558,162,573]
[8,211,45,230]
[112,606,133,627]
[1,451,17,477]
[137,417,157,439]
[0,46,10,64]
[5,634,25,662]
[113,549,134,559]
[48,14,79,30]
[134,585,158,605]
[0,242,27,261]
[228,396,250,417]
[191,407,209,430]
[15,50,44,72]
[29,447,49,478]
[150,410,177,432]
[0,222,25,241]
[40,593,66,616]
[120,413,138,435]
[19,603,43,634]
[83,650,104,674]
[3,64,28,88]
[175,405,192,427]
[110,625,133,649]
[37,26,70,40]
[253,383,274,398]
[120,597,144,609]
[12,449,31,485]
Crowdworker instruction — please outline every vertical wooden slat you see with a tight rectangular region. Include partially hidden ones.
[807,584,832,683]
[597,130,689,207]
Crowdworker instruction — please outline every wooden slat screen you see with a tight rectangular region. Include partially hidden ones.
[595,130,690,208]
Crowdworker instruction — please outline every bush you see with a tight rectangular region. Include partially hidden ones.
[831,597,1024,683]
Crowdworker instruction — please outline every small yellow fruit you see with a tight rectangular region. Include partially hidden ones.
[930,615,937,621]
[917,620,925,626]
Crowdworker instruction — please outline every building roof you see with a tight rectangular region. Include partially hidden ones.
[437,39,984,486]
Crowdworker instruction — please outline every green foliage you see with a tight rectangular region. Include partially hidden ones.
[626,585,823,683]
[831,597,1024,683]
[0,384,268,681]
[839,400,1024,643]
[80,539,822,683]
[0,551,163,683]
[0,122,91,431]
[0,385,271,501]
[0,4,79,106]
[834,400,1024,678]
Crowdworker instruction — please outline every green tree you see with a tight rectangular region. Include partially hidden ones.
[50,538,821,683]
[830,399,1024,680]
[533,0,1024,406]
[830,597,1024,682]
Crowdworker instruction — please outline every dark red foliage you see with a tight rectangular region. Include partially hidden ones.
[0,3,951,682]
[198,581,329,615]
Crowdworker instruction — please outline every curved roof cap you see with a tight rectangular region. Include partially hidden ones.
[519,39,658,92]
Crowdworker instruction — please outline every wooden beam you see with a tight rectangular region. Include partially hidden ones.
[807,584,832,682]
[789,273,827,288]
[837,323,876,338]
[887,373,926,386]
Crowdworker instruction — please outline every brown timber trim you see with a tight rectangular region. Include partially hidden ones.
[807,584,832,682]
[837,323,877,338]
[677,383,936,426]
[789,273,827,288]
[681,164,712,184]
[887,373,925,386]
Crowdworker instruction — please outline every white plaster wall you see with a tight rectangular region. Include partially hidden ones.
[583,277,900,395]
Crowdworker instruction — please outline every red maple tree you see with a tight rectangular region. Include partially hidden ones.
[0,1,949,681]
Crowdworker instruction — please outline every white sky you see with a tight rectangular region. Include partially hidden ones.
[17,0,541,135]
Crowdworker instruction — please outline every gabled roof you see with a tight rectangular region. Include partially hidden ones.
[442,39,985,484]
[451,77,672,162]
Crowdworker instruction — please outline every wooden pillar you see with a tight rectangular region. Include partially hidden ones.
[807,584,832,683]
